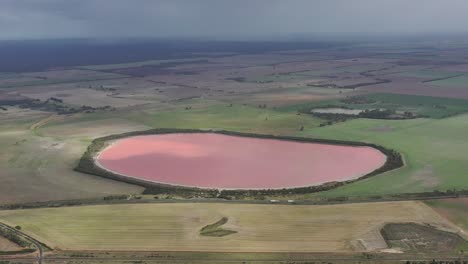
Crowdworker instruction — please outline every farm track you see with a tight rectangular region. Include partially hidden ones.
[3,252,467,264]
[35,256,468,263]
[0,222,45,264]
[29,114,61,131]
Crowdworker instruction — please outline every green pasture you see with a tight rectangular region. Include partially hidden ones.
[281,93,468,118]
[121,101,323,135]
[297,114,468,197]
[36,95,468,198]
[425,199,468,231]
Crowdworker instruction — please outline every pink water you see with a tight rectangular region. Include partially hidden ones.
[97,133,387,189]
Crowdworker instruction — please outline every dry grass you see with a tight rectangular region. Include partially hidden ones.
[0,236,22,251]
[0,201,459,252]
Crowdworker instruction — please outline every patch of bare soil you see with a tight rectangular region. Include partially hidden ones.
[381,223,467,253]
[409,165,439,188]
[29,114,63,131]
[0,235,22,251]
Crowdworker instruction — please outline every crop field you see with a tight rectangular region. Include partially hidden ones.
[426,198,468,231]
[224,86,347,108]
[0,70,126,89]
[0,201,460,252]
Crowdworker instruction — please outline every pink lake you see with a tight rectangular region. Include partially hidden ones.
[96,133,387,189]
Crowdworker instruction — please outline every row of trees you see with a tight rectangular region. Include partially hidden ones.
[0,97,115,115]
[308,108,419,121]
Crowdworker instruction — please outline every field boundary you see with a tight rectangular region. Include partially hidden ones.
[0,222,51,263]
[1,190,467,211]
[74,128,403,197]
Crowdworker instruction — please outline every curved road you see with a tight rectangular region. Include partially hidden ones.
[0,222,44,264]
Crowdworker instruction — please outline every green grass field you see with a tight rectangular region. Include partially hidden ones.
[35,96,468,199]
[120,101,323,135]
[296,113,468,197]
[425,198,468,231]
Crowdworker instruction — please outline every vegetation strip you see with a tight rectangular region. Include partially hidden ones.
[199,217,237,237]
[0,190,467,212]
[75,128,403,197]
[422,73,466,83]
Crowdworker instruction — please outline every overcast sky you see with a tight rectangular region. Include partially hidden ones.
[1,0,468,40]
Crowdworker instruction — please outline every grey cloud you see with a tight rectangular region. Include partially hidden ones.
[1,0,468,40]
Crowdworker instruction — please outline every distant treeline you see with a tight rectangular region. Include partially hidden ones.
[0,97,115,115]
[75,128,403,198]
[1,189,468,211]
[309,108,420,121]
[307,79,391,90]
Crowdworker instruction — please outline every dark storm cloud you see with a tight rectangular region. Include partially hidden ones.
[1,0,468,40]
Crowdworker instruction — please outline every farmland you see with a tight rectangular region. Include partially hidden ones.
[1,39,468,262]
[426,198,468,231]
[1,46,468,202]
[297,113,468,198]
[0,201,460,252]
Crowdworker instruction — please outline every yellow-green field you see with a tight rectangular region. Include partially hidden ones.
[0,110,144,205]
[0,201,462,252]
